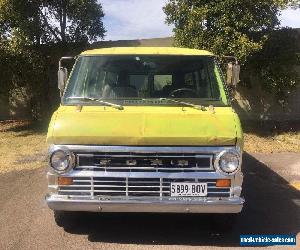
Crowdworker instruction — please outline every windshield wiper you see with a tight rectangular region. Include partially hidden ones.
[159,98,206,111]
[67,97,124,110]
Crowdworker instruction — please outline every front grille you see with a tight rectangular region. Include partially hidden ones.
[58,177,231,198]
[75,153,214,172]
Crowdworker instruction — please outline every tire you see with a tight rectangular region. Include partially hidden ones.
[210,213,239,232]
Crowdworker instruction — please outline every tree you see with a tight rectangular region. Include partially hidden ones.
[0,0,106,119]
[164,0,300,98]
[0,30,47,119]
[0,0,106,44]
[164,0,298,63]
[244,28,300,100]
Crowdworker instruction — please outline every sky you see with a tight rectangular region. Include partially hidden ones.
[100,0,300,41]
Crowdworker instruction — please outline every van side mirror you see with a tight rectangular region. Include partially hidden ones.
[58,57,74,97]
[58,67,68,97]
[226,62,240,87]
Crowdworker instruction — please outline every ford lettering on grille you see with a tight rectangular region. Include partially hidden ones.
[75,153,214,173]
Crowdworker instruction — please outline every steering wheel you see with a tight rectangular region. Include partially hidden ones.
[169,88,198,98]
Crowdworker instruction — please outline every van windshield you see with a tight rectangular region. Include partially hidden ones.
[63,55,228,106]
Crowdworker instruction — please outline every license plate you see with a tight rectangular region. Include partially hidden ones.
[170,182,207,197]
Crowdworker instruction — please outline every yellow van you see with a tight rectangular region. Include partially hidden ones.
[46,47,244,224]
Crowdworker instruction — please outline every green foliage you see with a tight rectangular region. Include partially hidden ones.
[244,28,300,100]
[164,0,295,63]
[0,0,106,119]
[0,32,46,119]
[164,0,300,98]
[0,0,106,43]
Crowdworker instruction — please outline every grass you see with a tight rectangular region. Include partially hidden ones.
[243,120,300,153]
[0,120,299,174]
[0,121,47,174]
[244,132,300,153]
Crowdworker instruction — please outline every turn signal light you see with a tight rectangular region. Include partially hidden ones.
[216,179,231,187]
[58,177,73,186]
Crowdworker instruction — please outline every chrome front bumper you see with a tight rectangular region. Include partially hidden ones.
[46,170,244,213]
[46,195,244,213]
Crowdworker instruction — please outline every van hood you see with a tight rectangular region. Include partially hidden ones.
[47,106,242,146]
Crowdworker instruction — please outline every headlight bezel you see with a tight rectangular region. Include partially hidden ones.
[214,149,241,175]
[48,146,75,174]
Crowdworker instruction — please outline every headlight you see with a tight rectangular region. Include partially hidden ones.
[215,150,241,175]
[49,148,74,173]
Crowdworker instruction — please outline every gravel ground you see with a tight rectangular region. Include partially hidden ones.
[0,152,299,250]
